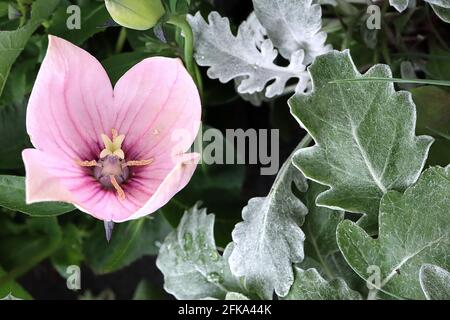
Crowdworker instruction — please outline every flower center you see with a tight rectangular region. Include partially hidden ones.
[76,129,153,201]
[93,155,130,188]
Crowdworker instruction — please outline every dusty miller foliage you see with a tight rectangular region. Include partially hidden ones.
[389,0,450,23]
[187,0,332,105]
[156,0,450,301]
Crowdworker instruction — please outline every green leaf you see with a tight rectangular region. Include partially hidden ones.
[411,86,450,166]
[101,51,149,85]
[0,103,29,169]
[0,217,62,285]
[156,205,247,300]
[0,266,32,300]
[283,268,362,300]
[0,176,75,216]
[228,140,309,299]
[0,0,59,97]
[289,50,433,230]
[426,45,450,81]
[412,86,450,136]
[84,214,172,274]
[337,166,450,299]
[0,4,8,18]
[0,58,36,106]
[51,224,84,277]
[48,1,110,45]
[0,56,38,169]
[419,264,450,300]
[161,0,191,15]
[424,138,450,168]
[132,280,166,300]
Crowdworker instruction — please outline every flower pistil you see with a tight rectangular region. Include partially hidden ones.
[76,129,154,201]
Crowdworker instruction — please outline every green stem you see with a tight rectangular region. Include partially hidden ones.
[194,63,204,98]
[16,0,27,27]
[329,77,450,87]
[166,15,196,80]
[166,15,203,98]
[115,27,127,54]
[297,133,313,150]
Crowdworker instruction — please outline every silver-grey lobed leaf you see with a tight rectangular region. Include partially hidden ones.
[419,264,450,300]
[233,13,270,106]
[156,205,245,300]
[300,182,344,267]
[389,0,411,12]
[337,166,450,299]
[299,181,367,293]
[430,2,450,23]
[283,268,362,300]
[252,0,332,64]
[228,144,309,299]
[390,0,450,23]
[316,0,337,5]
[187,11,309,98]
[289,50,433,231]
[225,292,250,300]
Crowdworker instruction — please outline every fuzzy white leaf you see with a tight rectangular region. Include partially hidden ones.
[389,0,410,12]
[188,11,309,98]
[430,3,450,22]
[390,0,450,23]
[426,0,450,7]
[225,292,250,300]
[252,0,332,63]
[337,166,450,299]
[241,12,267,49]
[156,205,247,300]
[316,0,338,5]
[228,144,308,299]
[283,268,362,300]
[420,264,450,300]
[233,13,270,105]
[290,50,433,231]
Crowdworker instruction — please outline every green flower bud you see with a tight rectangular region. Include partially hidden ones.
[105,0,165,30]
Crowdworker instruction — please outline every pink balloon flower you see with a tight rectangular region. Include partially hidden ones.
[22,36,201,227]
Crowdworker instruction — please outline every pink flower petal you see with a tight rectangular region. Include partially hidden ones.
[23,148,77,204]
[113,57,201,163]
[26,36,114,161]
[23,148,113,221]
[23,148,139,221]
[23,151,200,222]
[114,153,200,222]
